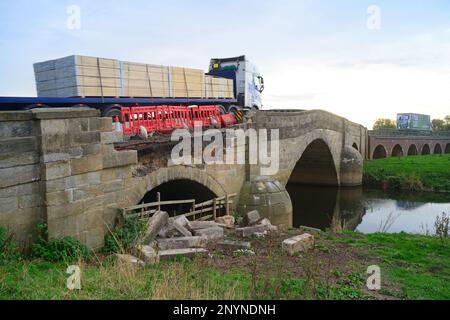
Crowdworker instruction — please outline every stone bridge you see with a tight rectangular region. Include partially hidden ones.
[368,129,450,159]
[0,108,367,249]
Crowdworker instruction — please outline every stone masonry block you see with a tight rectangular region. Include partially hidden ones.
[70,131,101,146]
[0,151,39,169]
[42,161,71,181]
[18,194,41,209]
[0,137,37,154]
[46,201,83,220]
[72,185,103,202]
[0,164,40,189]
[70,154,103,175]
[96,118,113,132]
[101,131,124,144]
[45,190,73,206]
[103,150,137,169]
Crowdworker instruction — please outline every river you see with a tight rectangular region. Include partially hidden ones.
[286,184,450,234]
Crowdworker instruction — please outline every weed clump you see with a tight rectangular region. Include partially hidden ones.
[30,224,90,262]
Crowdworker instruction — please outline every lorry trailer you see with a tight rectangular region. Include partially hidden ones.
[0,55,264,119]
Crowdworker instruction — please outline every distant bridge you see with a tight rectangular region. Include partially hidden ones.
[368,129,450,159]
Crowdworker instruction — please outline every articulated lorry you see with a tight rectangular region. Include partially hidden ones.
[0,55,264,118]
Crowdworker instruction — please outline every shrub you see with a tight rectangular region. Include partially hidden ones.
[30,224,90,262]
[386,176,402,190]
[434,213,449,245]
[104,217,147,254]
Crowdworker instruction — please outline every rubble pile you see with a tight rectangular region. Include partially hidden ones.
[115,210,288,267]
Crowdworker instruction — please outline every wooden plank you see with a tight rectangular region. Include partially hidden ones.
[123,199,195,213]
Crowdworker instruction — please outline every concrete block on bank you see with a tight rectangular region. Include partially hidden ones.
[243,210,261,226]
[193,227,224,240]
[217,240,251,251]
[157,236,208,250]
[282,233,315,256]
[137,245,160,265]
[143,211,169,244]
[159,248,208,261]
[115,254,146,268]
[216,215,235,226]
[189,221,219,231]
[236,224,276,238]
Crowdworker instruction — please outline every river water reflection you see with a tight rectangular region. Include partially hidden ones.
[286,184,450,234]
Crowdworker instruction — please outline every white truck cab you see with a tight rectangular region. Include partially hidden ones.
[209,55,264,111]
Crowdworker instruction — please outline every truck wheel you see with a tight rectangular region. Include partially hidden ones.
[218,105,227,115]
[103,106,123,121]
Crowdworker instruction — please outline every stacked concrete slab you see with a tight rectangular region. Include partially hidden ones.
[34,55,234,99]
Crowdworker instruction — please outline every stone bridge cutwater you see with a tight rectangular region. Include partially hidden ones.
[368,129,450,159]
[0,108,367,249]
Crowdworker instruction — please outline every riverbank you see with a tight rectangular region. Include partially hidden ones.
[1,229,448,300]
[363,154,450,192]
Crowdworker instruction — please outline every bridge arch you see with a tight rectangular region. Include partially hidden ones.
[391,144,404,157]
[407,145,418,156]
[434,144,443,154]
[288,138,339,186]
[373,145,387,159]
[446,143,450,154]
[421,144,431,155]
[125,166,227,210]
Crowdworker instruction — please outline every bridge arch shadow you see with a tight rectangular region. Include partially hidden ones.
[124,167,227,213]
[288,139,339,187]
[373,145,387,159]
[446,143,450,154]
[141,179,217,216]
[434,144,443,154]
[407,145,418,156]
[391,144,404,157]
[421,144,431,155]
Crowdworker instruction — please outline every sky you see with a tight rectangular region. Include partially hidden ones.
[0,0,449,128]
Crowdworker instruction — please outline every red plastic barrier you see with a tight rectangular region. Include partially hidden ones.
[220,113,237,127]
[120,105,223,135]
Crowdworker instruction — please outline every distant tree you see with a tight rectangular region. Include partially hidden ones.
[432,119,446,132]
[373,118,397,130]
[445,115,450,129]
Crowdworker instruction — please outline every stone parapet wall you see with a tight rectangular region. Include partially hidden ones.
[0,108,138,249]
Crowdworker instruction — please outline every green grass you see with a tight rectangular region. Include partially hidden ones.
[364,154,450,192]
[1,230,448,300]
[333,232,450,300]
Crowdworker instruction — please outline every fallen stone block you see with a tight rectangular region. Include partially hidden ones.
[115,254,146,268]
[194,227,224,240]
[136,245,160,265]
[172,221,193,237]
[189,221,219,230]
[259,218,272,226]
[159,248,208,261]
[282,233,315,256]
[143,211,169,244]
[157,236,208,250]
[174,215,192,231]
[217,240,251,251]
[216,215,235,226]
[243,210,261,226]
[236,224,276,238]
[299,225,323,233]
